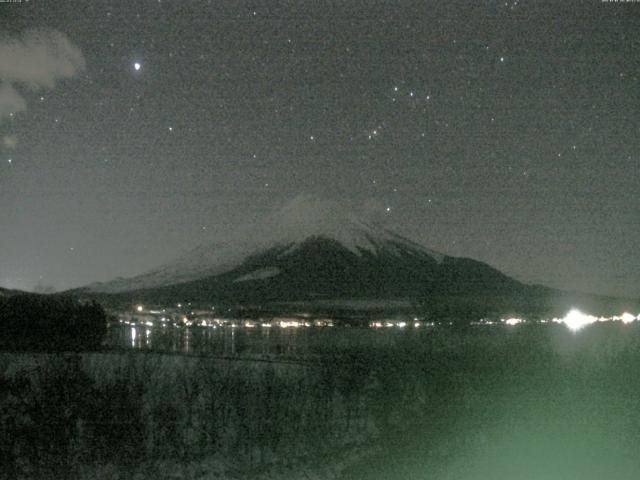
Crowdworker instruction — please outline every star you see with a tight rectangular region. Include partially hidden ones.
[134,62,142,71]
[7,158,12,164]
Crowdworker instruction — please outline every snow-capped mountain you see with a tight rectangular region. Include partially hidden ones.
[82,195,532,311]
[86,196,447,294]
[69,196,640,317]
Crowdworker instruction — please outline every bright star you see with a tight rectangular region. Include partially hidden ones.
[134,62,141,71]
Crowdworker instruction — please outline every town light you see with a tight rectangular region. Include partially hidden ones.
[620,312,635,324]
[562,309,596,332]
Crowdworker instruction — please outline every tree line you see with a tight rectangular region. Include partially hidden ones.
[0,294,107,351]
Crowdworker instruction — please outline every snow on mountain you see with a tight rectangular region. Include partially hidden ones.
[233,267,281,283]
[85,240,258,293]
[259,196,444,260]
[87,196,445,293]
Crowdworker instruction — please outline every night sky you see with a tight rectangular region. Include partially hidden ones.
[0,0,638,297]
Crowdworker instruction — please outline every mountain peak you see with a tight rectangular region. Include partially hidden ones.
[256,196,388,254]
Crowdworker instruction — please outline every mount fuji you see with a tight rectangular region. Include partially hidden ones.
[78,197,635,317]
[79,197,524,311]
[87,196,449,294]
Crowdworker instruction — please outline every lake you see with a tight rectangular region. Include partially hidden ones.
[7,321,640,479]
[106,322,427,358]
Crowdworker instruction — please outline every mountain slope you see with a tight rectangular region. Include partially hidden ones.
[150,236,522,302]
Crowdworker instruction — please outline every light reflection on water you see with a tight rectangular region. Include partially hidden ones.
[130,326,136,348]
[109,324,325,357]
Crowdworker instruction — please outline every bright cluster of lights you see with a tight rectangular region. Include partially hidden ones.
[556,309,600,331]
[126,305,639,334]
[551,309,640,332]
[124,305,336,329]
[504,317,523,326]
[278,319,311,328]
[370,318,427,328]
[499,309,640,332]
[617,312,636,324]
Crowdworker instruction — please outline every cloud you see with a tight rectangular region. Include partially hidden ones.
[0,29,85,121]
[2,133,18,149]
[360,198,391,226]
[266,194,393,234]
[0,30,85,88]
[0,82,26,120]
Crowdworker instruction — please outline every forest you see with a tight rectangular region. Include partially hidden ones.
[0,294,106,351]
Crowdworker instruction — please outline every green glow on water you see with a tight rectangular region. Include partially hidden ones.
[344,323,640,480]
[446,415,639,479]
